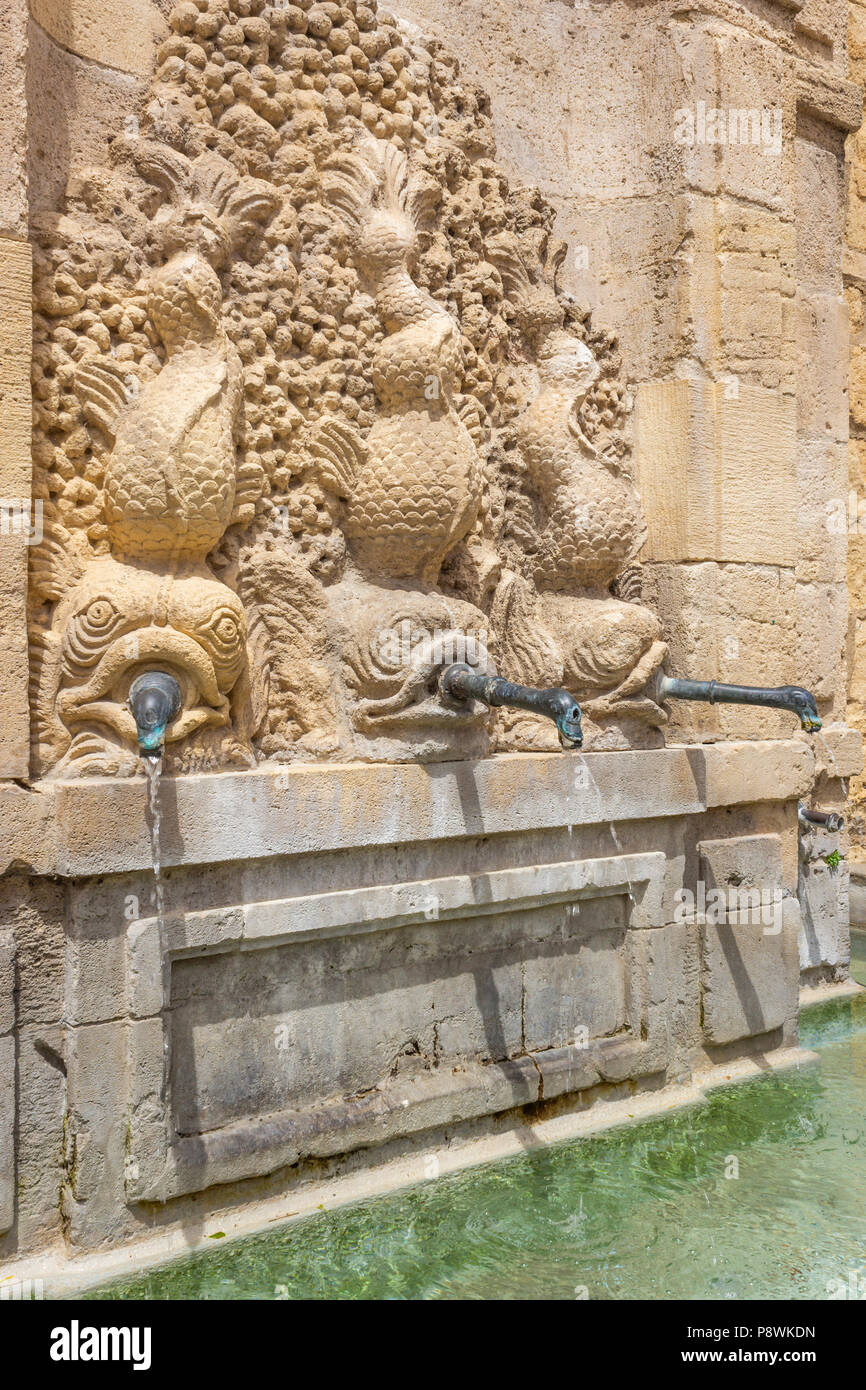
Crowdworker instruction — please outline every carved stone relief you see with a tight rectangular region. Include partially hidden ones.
[29,0,667,774]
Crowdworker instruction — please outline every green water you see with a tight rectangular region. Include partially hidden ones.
[87,935,866,1301]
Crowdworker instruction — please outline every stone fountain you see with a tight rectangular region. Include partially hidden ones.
[0,0,861,1281]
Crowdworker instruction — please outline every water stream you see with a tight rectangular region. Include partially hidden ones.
[144,753,165,924]
[569,752,634,904]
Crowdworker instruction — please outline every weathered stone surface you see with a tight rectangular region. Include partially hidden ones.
[0,0,27,240]
[634,381,797,567]
[0,743,822,877]
[0,235,32,778]
[799,822,850,973]
[700,898,800,1047]
[0,1036,14,1235]
[30,0,167,76]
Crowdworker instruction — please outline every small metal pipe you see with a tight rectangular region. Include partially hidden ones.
[656,674,821,733]
[798,803,844,832]
[440,663,583,748]
[128,671,182,753]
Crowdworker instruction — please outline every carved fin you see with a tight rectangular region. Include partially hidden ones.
[239,545,337,741]
[321,152,379,232]
[546,238,568,290]
[490,570,562,689]
[194,151,279,247]
[379,141,410,214]
[486,233,532,301]
[75,358,132,443]
[456,395,486,450]
[406,169,441,227]
[308,419,366,500]
[29,521,89,604]
[229,459,266,527]
[123,139,193,203]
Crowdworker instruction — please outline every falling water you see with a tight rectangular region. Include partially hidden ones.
[608,821,635,905]
[569,753,634,903]
[144,753,165,923]
[813,731,837,777]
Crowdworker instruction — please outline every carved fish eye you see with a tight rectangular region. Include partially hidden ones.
[198,607,243,655]
[81,599,120,631]
[65,597,125,670]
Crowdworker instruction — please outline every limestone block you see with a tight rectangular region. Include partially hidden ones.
[715,199,797,387]
[0,235,32,778]
[796,71,862,136]
[0,928,14,1036]
[12,1025,66,1253]
[635,380,797,566]
[700,900,800,1046]
[798,826,849,971]
[27,21,145,216]
[65,883,132,1027]
[702,741,815,810]
[795,0,844,52]
[47,753,706,876]
[640,561,799,741]
[63,1021,130,1247]
[0,1036,14,1235]
[810,723,864,778]
[0,875,65,1028]
[847,439,866,619]
[796,121,844,294]
[796,438,847,585]
[0,783,56,876]
[393,0,689,203]
[795,579,848,711]
[847,167,866,256]
[561,192,690,382]
[795,292,849,443]
[849,866,866,927]
[0,0,27,239]
[699,833,785,896]
[851,341,866,428]
[0,927,14,1233]
[166,892,628,1136]
[720,253,786,357]
[29,0,167,76]
[711,29,785,210]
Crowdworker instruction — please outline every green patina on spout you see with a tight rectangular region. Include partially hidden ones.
[128,671,182,753]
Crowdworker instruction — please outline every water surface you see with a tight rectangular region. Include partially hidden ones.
[87,934,866,1300]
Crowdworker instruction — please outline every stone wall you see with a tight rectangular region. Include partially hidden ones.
[396,0,859,742]
[847,0,866,855]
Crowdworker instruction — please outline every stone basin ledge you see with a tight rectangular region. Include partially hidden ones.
[0,736,838,878]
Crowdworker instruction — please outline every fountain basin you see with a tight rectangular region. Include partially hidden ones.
[79,949,866,1301]
[0,732,859,1272]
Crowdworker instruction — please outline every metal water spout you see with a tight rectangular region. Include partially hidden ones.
[440,663,583,747]
[655,674,821,733]
[128,671,182,753]
[798,804,843,832]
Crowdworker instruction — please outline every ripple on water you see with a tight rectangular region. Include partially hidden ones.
[83,959,866,1301]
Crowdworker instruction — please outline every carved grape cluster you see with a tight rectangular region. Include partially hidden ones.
[31,0,637,719]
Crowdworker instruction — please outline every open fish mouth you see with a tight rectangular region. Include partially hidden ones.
[58,626,232,747]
